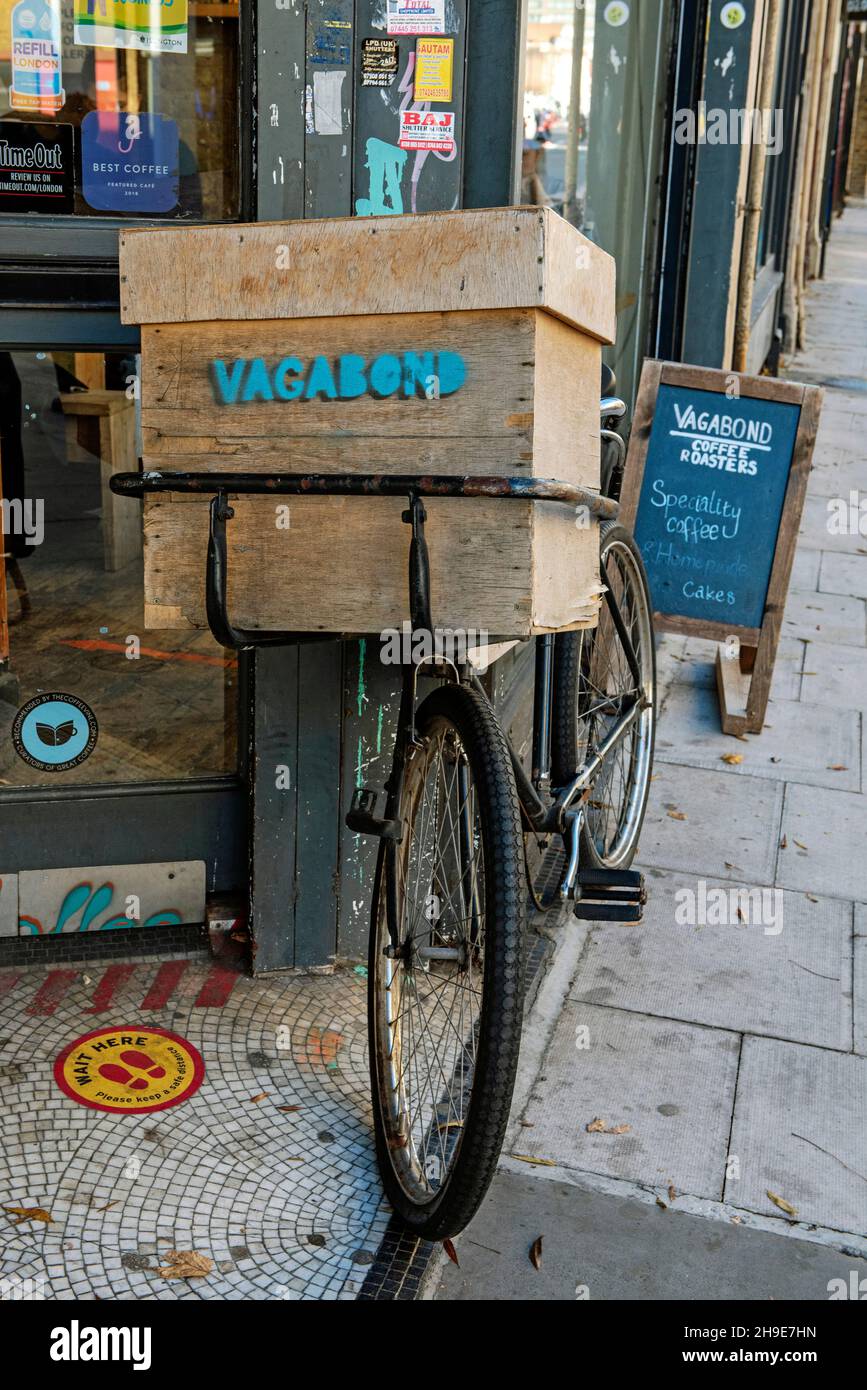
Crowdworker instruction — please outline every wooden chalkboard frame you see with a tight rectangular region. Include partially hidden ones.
[619,360,823,735]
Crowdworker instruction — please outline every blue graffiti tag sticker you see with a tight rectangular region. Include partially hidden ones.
[12,693,98,772]
[81,110,179,213]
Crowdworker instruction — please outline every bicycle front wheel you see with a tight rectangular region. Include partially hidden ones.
[551,521,656,869]
[368,683,525,1240]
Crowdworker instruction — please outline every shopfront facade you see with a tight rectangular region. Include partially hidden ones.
[0,0,859,965]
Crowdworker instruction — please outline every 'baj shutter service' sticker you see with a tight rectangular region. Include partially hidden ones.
[54,1027,205,1114]
[398,109,455,152]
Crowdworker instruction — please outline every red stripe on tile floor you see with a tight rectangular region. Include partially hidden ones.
[194,965,239,1008]
[26,970,79,1016]
[140,960,189,1011]
[84,964,137,1013]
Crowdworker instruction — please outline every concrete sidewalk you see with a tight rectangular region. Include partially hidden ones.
[435,200,867,1301]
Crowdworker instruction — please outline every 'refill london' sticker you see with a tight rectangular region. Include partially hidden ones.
[54,1027,205,1114]
[12,692,98,771]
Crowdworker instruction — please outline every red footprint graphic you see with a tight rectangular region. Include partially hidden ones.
[98,1050,167,1092]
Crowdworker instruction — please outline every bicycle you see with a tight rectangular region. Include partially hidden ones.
[110,366,656,1242]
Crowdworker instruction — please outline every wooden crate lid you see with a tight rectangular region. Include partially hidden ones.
[119,207,616,344]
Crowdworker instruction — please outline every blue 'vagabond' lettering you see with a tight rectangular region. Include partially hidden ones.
[211,351,466,405]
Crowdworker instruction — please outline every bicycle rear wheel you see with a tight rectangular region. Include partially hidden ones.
[368,682,525,1240]
[551,521,656,869]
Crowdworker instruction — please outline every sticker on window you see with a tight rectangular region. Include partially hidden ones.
[81,110,179,214]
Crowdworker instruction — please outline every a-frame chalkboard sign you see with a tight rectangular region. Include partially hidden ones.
[619,361,823,735]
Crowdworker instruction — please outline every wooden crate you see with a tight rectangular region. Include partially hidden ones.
[120,206,615,639]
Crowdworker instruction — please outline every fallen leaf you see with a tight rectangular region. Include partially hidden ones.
[3,1205,54,1225]
[510,1153,558,1167]
[443,1238,459,1267]
[529,1236,543,1270]
[667,810,688,821]
[721,753,743,765]
[248,1092,269,1104]
[437,1121,464,1133]
[793,839,808,850]
[155,1250,213,1279]
[828,765,847,771]
[780,835,788,849]
[805,893,819,903]
[734,733,749,742]
[668,1183,677,1203]
[519,1120,535,1128]
[656,1196,668,1210]
[731,1214,743,1225]
[736,907,745,923]
[96,1201,118,1212]
[767,1190,797,1217]
[276,1105,300,1113]
[586,1118,630,1135]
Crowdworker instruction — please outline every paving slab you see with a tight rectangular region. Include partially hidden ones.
[434,1170,866,1301]
[516,1001,740,1199]
[820,551,867,601]
[777,782,867,902]
[640,762,782,885]
[807,453,866,500]
[798,643,867,711]
[656,685,860,792]
[790,547,821,591]
[783,588,866,646]
[799,494,867,553]
[726,1037,867,1235]
[856,936,867,1059]
[571,872,852,1050]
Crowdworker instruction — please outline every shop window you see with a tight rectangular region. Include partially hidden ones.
[520,0,673,404]
[0,350,237,786]
[0,0,240,220]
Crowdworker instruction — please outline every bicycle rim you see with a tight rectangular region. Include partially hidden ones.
[581,530,655,867]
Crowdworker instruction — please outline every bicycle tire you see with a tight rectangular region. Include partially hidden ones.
[551,521,656,869]
[368,682,525,1240]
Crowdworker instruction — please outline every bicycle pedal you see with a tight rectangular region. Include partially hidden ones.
[578,866,645,892]
[345,788,402,842]
[573,900,643,924]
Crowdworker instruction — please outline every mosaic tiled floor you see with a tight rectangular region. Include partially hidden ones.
[0,955,390,1300]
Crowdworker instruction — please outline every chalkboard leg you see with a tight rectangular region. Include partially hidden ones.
[715,639,773,736]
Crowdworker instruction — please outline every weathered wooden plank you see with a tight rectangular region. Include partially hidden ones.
[119,207,616,342]
[143,492,598,636]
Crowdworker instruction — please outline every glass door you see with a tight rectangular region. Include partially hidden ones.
[0,1,251,938]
